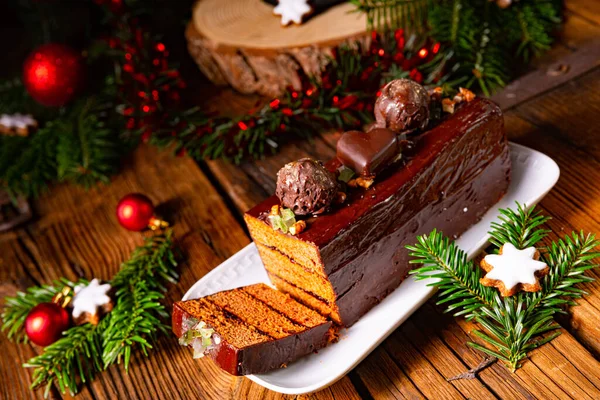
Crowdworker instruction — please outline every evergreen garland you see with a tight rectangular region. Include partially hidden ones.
[1,230,178,397]
[407,203,599,371]
[0,0,562,198]
[358,0,562,95]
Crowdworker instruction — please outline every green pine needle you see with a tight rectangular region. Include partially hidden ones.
[1,230,179,397]
[350,0,429,32]
[408,202,600,371]
[101,230,178,371]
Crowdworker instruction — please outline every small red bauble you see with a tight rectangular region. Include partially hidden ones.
[23,44,84,107]
[25,303,71,346]
[116,193,156,231]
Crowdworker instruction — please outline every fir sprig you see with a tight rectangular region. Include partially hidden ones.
[408,203,600,371]
[488,202,551,249]
[1,231,178,397]
[24,323,103,398]
[350,0,428,32]
[407,229,496,319]
[102,230,178,370]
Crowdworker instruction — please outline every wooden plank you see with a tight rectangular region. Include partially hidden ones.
[490,40,600,110]
[566,0,600,25]
[355,347,424,399]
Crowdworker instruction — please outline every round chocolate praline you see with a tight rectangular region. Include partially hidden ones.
[374,79,430,134]
[276,158,338,215]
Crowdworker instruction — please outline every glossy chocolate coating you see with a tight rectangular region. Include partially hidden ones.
[246,98,511,326]
[336,128,399,177]
[276,158,338,215]
[172,303,330,375]
[374,79,430,134]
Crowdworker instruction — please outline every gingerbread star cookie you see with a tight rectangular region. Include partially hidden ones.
[273,0,312,26]
[0,113,37,136]
[480,243,549,297]
[72,279,114,325]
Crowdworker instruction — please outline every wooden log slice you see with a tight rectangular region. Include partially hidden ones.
[186,0,367,97]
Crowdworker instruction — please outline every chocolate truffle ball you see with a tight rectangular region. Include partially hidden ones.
[374,79,430,134]
[276,158,338,215]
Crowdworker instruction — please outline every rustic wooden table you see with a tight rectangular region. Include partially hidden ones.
[2,2,600,399]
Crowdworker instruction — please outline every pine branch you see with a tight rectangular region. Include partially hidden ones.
[56,97,122,187]
[407,229,497,319]
[351,0,429,32]
[488,202,551,250]
[515,1,561,61]
[2,123,58,197]
[102,230,178,370]
[1,278,82,343]
[529,231,600,312]
[408,204,600,371]
[24,323,103,397]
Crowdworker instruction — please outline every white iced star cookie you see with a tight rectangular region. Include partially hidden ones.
[273,0,312,26]
[0,113,37,136]
[72,279,114,325]
[480,243,549,296]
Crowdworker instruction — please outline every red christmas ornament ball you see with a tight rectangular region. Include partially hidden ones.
[23,44,84,107]
[24,303,71,346]
[116,193,155,231]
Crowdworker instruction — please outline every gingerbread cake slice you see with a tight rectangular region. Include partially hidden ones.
[245,84,511,327]
[172,283,331,375]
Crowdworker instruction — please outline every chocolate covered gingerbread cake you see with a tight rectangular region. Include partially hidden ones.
[175,79,511,376]
[245,80,511,327]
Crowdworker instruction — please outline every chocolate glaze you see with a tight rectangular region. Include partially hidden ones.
[172,303,330,375]
[246,98,511,326]
[336,128,399,177]
[333,150,510,325]
[248,99,507,264]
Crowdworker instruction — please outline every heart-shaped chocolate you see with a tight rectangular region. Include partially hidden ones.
[336,128,399,178]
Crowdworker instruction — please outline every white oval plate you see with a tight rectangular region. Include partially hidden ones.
[182,143,560,395]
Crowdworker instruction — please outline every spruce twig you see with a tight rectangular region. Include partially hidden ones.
[102,230,178,370]
[1,231,179,397]
[408,202,600,371]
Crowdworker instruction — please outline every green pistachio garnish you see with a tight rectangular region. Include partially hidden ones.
[268,207,297,234]
[337,165,355,183]
[179,318,216,359]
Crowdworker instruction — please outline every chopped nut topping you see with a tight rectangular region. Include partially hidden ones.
[442,98,456,114]
[348,177,375,189]
[270,204,280,216]
[289,220,306,235]
[459,87,476,102]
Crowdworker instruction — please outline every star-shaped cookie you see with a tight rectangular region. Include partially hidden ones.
[72,279,113,325]
[273,0,312,26]
[480,243,549,297]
